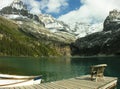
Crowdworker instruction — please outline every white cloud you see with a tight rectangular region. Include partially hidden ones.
[46,0,68,13]
[27,0,69,14]
[23,0,69,14]
[23,0,41,14]
[0,0,14,9]
[40,0,68,13]
[58,0,120,24]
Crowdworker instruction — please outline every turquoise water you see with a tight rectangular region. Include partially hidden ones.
[0,56,120,88]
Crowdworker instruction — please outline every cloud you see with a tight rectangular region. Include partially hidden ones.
[40,0,69,13]
[23,0,41,14]
[58,0,120,24]
[26,0,69,14]
[23,0,69,14]
[0,0,14,9]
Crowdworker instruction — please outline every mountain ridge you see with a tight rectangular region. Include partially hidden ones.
[0,16,72,56]
[70,9,120,56]
[10,0,27,10]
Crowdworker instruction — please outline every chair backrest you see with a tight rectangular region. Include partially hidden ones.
[91,64,107,76]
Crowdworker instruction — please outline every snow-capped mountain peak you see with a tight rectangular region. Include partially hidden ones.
[0,0,43,24]
[57,18,103,38]
[10,0,27,10]
[38,14,72,33]
[38,13,103,38]
[73,22,103,38]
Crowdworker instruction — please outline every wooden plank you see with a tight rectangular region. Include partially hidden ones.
[2,87,15,89]
[69,78,100,88]
[98,79,117,89]
[55,79,94,89]
[13,87,20,89]
[39,83,55,89]
[73,75,117,88]
[7,87,15,89]
[31,85,43,89]
[22,85,36,89]
[54,80,84,89]
[44,82,67,89]
[62,79,93,89]
[15,86,26,89]
[15,86,24,89]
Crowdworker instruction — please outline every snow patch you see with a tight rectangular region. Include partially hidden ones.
[4,14,27,19]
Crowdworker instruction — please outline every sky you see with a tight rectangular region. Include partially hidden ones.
[0,0,120,24]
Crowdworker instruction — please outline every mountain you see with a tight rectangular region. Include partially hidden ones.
[39,14,71,33]
[0,15,73,56]
[0,0,43,24]
[0,0,109,57]
[1,0,103,39]
[104,9,120,31]
[0,0,75,40]
[38,14,75,41]
[58,18,103,38]
[0,16,57,56]
[71,22,103,38]
[70,9,120,56]
[10,0,27,10]
[0,0,75,56]
[0,0,75,43]
[39,13,103,39]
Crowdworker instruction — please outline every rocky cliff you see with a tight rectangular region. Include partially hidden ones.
[70,9,120,56]
[104,9,120,31]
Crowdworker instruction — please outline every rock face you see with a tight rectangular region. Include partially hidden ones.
[39,14,71,33]
[10,0,27,10]
[72,22,103,38]
[0,0,44,25]
[104,9,120,31]
[70,9,120,56]
[58,18,103,38]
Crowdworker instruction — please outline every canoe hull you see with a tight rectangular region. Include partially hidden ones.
[0,74,42,88]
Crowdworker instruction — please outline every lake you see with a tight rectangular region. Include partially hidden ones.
[0,56,120,88]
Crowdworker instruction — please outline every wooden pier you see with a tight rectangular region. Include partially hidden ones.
[0,75,117,89]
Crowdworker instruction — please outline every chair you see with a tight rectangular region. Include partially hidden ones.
[90,64,107,82]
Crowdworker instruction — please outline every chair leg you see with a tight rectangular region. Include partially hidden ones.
[95,77,98,82]
[91,74,93,81]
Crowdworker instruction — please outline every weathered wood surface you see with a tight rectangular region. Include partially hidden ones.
[0,75,117,89]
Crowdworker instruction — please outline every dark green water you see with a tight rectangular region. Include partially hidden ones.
[0,56,120,88]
